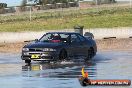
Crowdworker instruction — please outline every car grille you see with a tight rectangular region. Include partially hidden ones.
[29,48,43,52]
[41,56,53,59]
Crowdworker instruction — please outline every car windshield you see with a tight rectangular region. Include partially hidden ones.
[39,33,70,43]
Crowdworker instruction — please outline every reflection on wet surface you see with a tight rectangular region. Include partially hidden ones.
[22,62,97,78]
[0,51,132,88]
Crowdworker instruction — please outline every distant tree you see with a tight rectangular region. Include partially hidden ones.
[0,3,7,9]
[37,0,48,5]
[21,0,27,6]
[110,0,116,3]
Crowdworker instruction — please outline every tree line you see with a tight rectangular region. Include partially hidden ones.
[21,0,116,6]
[21,0,78,6]
[35,0,78,5]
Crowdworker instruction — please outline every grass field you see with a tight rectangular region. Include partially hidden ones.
[0,7,132,32]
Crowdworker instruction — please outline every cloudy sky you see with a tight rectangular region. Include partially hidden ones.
[0,0,22,6]
[0,0,130,7]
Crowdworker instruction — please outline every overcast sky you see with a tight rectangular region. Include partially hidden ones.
[0,0,130,7]
[0,0,22,6]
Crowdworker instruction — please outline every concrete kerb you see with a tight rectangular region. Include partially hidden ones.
[0,32,45,43]
[83,27,132,39]
[0,27,132,43]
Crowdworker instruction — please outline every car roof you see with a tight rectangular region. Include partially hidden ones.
[47,32,80,35]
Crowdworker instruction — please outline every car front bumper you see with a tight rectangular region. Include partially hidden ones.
[21,51,59,61]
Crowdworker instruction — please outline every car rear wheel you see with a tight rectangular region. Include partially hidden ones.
[86,48,94,61]
[25,60,31,64]
[59,49,67,61]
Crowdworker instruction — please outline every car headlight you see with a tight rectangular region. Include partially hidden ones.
[22,48,29,51]
[43,48,56,51]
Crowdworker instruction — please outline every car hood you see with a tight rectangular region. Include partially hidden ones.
[24,42,62,48]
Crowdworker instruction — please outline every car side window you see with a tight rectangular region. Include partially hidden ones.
[78,34,86,42]
[71,34,80,43]
[40,33,52,42]
[59,34,70,43]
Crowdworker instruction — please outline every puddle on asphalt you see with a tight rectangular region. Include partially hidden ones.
[0,51,131,88]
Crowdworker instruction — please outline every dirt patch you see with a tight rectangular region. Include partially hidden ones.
[96,38,132,51]
[0,42,26,53]
[0,38,132,53]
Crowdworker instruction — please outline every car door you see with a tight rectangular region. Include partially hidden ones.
[77,34,89,56]
[70,34,82,56]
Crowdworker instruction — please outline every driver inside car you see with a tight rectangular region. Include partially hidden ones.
[51,34,61,43]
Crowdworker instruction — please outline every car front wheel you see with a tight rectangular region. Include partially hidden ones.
[25,60,31,64]
[59,49,67,61]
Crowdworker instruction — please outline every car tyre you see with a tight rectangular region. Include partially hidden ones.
[25,60,31,64]
[86,48,94,61]
[59,49,67,61]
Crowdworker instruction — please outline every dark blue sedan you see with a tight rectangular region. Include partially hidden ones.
[21,32,97,64]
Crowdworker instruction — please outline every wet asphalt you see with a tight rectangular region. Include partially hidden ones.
[0,51,132,88]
